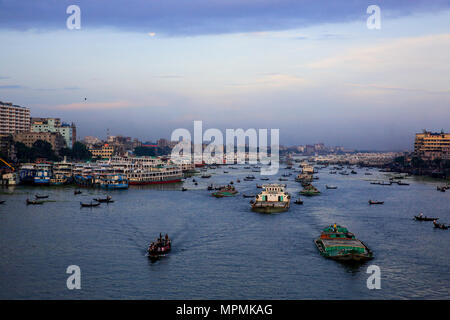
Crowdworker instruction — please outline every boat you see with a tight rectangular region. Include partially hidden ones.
[351,170,357,174]
[251,184,290,213]
[207,184,214,191]
[147,234,171,258]
[295,173,313,183]
[26,199,44,205]
[326,185,337,189]
[300,184,320,196]
[181,187,188,191]
[80,201,101,207]
[93,196,113,203]
[396,181,409,186]
[314,224,373,262]
[433,221,448,230]
[294,198,303,205]
[243,194,256,198]
[278,178,288,181]
[201,174,211,179]
[236,179,240,183]
[100,174,128,189]
[260,177,270,181]
[35,194,49,199]
[0,200,5,204]
[414,215,439,221]
[74,190,82,195]
[50,160,73,185]
[329,171,337,174]
[245,175,255,180]
[212,185,238,197]
[34,164,52,185]
[368,200,384,205]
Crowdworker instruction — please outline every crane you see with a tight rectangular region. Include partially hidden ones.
[0,158,15,172]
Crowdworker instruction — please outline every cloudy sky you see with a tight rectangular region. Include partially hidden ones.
[0,0,449,150]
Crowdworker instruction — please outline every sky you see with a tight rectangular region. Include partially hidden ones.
[0,0,449,150]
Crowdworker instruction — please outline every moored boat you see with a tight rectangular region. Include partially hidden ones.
[414,214,438,221]
[368,200,384,205]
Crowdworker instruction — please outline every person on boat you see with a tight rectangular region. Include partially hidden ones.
[419,213,424,217]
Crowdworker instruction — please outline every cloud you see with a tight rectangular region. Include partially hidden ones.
[0,84,25,89]
[48,100,134,111]
[0,0,448,36]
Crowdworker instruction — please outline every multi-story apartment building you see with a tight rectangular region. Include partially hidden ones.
[89,144,115,159]
[13,131,66,155]
[31,117,76,148]
[414,130,450,160]
[0,101,30,135]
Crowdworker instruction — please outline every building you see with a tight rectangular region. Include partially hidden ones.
[13,131,66,155]
[89,144,115,159]
[0,101,30,135]
[414,130,450,160]
[83,136,101,145]
[31,117,76,148]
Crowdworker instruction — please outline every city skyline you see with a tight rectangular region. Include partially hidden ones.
[0,1,449,150]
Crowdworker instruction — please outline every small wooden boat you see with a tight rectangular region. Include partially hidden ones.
[294,199,303,205]
[201,175,211,179]
[326,185,337,189]
[433,221,448,230]
[396,181,409,186]
[80,201,100,207]
[74,190,82,195]
[148,234,171,258]
[181,187,188,191]
[207,185,214,191]
[414,215,438,221]
[256,184,263,188]
[0,200,5,204]
[26,199,44,205]
[260,177,269,181]
[35,194,49,199]
[93,196,113,203]
[368,200,384,205]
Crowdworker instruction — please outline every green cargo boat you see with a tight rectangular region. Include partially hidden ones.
[314,225,373,262]
[300,184,320,196]
[212,185,238,197]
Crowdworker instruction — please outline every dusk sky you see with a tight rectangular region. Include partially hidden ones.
[0,0,449,150]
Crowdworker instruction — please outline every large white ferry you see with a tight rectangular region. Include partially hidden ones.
[100,156,183,185]
[251,184,290,213]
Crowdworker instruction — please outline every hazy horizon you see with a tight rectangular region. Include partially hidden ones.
[0,1,449,150]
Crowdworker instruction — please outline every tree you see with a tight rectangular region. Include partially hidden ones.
[71,142,92,161]
[32,140,58,161]
[15,142,35,162]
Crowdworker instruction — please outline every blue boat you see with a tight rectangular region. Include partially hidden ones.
[19,165,36,185]
[34,168,51,185]
[100,174,128,189]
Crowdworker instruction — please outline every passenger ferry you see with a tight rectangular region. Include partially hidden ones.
[50,160,73,185]
[100,174,129,189]
[251,184,290,213]
[19,164,36,185]
[34,164,52,185]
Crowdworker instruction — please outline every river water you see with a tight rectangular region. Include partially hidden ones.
[0,165,449,299]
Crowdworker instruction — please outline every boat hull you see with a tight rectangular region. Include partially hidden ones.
[251,203,290,213]
[314,239,373,262]
[129,178,182,185]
